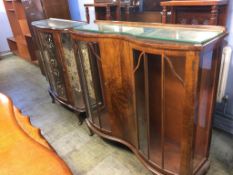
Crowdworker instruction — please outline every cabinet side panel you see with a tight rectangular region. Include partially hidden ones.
[193,49,217,171]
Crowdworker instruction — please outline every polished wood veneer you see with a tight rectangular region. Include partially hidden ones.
[0,93,72,175]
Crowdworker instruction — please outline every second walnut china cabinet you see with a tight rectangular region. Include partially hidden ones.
[70,21,226,175]
[32,19,86,123]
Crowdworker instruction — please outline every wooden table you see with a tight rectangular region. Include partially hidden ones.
[0,93,72,175]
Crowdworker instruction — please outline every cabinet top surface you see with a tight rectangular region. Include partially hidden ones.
[72,22,225,44]
[32,18,85,30]
[161,0,228,6]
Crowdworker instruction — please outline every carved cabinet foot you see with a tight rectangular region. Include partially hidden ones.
[87,125,94,136]
[76,112,86,125]
[49,91,55,103]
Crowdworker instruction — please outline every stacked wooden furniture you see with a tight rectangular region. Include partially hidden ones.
[85,0,124,23]
[84,0,163,23]
[160,0,228,25]
[32,19,86,124]
[3,0,32,61]
[3,0,70,63]
[0,93,72,175]
[69,21,226,175]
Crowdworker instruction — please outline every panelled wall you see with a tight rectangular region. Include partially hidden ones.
[225,0,233,109]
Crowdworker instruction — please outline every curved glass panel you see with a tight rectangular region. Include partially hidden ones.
[76,41,111,131]
[193,51,214,171]
[133,49,185,173]
[133,50,148,158]
[163,55,185,174]
[61,33,84,109]
[39,32,67,100]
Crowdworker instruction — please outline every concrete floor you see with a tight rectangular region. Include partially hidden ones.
[0,55,232,175]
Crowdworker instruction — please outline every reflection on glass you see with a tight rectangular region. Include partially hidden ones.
[163,56,185,173]
[73,23,223,44]
[133,49,185,173]
[39,32,67,100]
[76,41,111,131]
[193,51,214,170]
[79,42,96,101]
[147,53,162,167]
[133,50,148,158]
[78,41,100,127]
[61,33,83,108]
[32,18,84,30]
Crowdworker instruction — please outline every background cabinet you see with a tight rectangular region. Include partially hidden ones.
[3,0,70,63]
[84,0,163,23]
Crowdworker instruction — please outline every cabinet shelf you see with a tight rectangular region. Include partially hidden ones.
[7,37,18,55]
[7,37,16,43]
[25,33,32,38]
[7,9,15,12]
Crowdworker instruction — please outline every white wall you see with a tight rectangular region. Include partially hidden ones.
[224,0,233,114]
[226,0,233,47]
[0,0,13,53]
[78,0,95,22]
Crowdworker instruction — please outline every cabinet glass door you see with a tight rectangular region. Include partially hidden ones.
[38,32,67,101]
[75,41,111,132]
[133,49,185,174]
[61,33,84,109]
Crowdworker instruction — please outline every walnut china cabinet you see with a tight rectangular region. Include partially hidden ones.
[32,19,86,123]
[70,21,226,175]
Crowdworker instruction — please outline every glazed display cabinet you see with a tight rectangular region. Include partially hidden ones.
[70,21,226,175]
[32,18,86,123]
